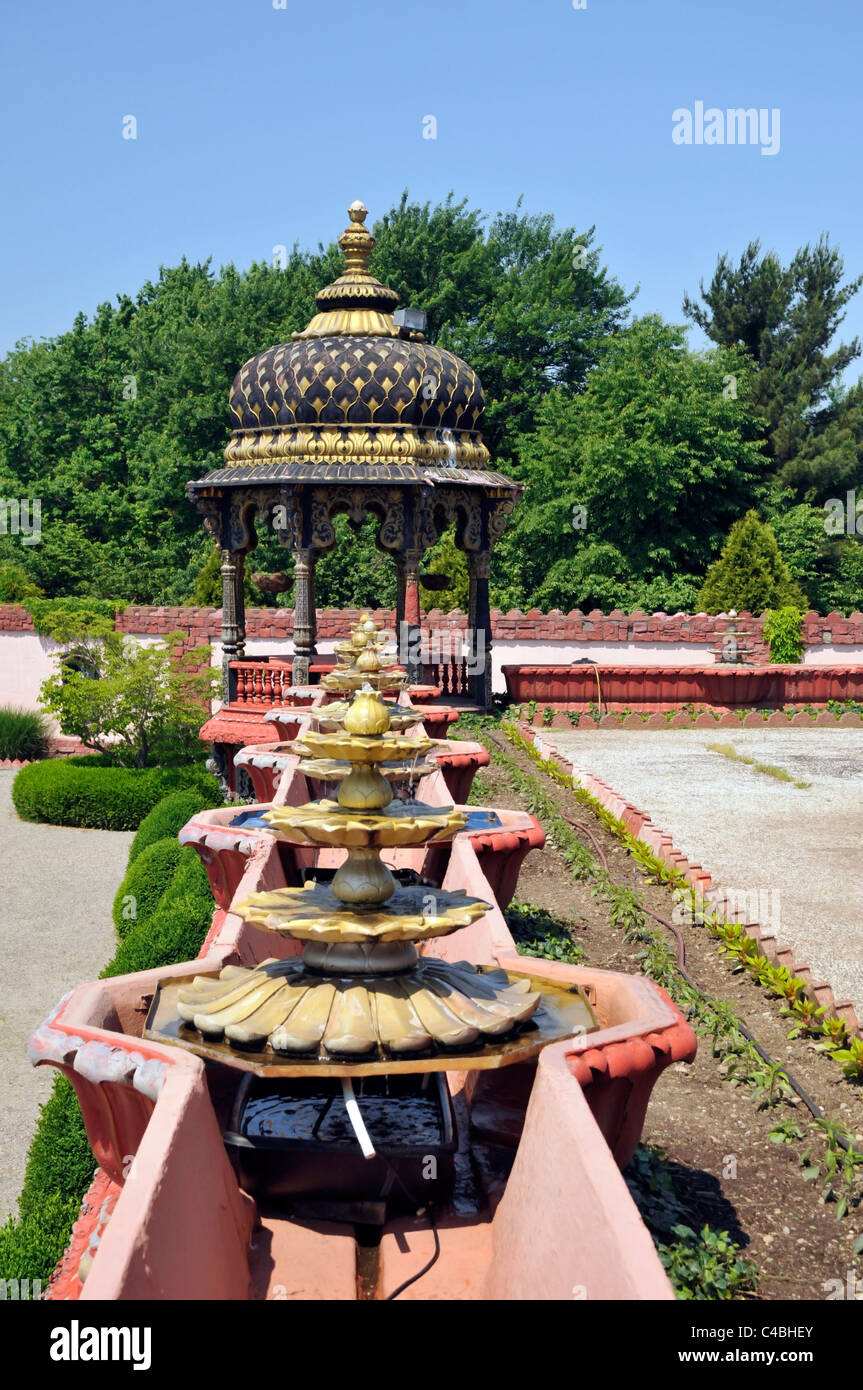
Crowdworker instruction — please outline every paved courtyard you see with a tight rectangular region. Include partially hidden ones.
[0,771,132,1221]
[547,728,863,1017]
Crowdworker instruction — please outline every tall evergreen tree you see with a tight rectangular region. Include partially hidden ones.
[696,511,805,614]
[683,239,863,496]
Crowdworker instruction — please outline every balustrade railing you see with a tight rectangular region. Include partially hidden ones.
[423,657,471,697]
[229,660,294,705]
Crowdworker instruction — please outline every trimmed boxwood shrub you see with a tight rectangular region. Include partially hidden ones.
[11,758,220,830]
[104,848,215,977]
[0,707,50,762]
[129,787,222,863]
[0,792,219,1289]
[112,837,184,936]
[0,1076,94,1284]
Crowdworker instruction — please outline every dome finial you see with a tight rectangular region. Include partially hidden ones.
[292,200,400,339]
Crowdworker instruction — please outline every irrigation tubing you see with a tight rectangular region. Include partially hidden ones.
[560,808,863,1158]
[487,734,862,1162]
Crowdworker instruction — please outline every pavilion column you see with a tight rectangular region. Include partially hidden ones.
[468,548,492,709]
[220,548,247,704]
[395,553,406,634]
[400,547,423,685]
[292,546,318,685]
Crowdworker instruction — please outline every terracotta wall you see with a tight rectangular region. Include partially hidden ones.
[3,604,863,712]
[4,602,863,655]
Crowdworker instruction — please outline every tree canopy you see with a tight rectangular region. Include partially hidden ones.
[1,198,861,616]
[495,317,767,612]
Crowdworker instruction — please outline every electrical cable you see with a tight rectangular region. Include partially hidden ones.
[379,1156,441,1301]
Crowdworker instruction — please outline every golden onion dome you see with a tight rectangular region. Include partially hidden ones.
[225,202,489,470]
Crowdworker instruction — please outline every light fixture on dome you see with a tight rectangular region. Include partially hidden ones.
[393,306,427,337]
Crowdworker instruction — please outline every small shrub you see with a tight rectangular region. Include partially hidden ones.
[505,900,585,964]
[763,606,804,664]
[11,758,219,830]
[39,629,217,768]
[0,707,49,761]
[0,1076,95,1287]
[697,511,805,614]
[129,787,222,862]
[0,795,217,1289]
[105,864,214,977]
[112,837,184,936]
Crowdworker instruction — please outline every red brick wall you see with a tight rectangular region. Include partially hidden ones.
[3,604,862,659]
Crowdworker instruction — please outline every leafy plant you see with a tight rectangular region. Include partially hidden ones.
[657,1224,759,1300]
[800,1118,863,1220]
[625,1146,758,1300]
[763,606,805,663]
[39,630,218,769]
[505,900,585,964]
[0,707,49,761]
[822,1034,863,1080]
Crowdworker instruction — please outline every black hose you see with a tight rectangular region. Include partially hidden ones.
[379,1156,441,1301]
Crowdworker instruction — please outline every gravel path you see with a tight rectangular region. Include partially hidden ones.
[0,772,132,1222]
[547,728,863,1017]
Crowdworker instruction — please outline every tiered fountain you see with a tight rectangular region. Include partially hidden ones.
[147,657,597,1212]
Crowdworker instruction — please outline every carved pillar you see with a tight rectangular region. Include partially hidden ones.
[395,553,406,633]
[220,549,246,704]
[468,549,492,709]
[292,546,318,685]
[399,547,423,685]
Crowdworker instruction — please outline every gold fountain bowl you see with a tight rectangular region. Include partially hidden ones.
[153,957,568,1062]
[290,731,437,763]
[322,669,406,694]
[298,756,437,782]
[313,701,421,734]
[233,881,488,943]
[262,799,467,848]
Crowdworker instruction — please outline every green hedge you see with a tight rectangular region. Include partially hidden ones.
[12,758,220,830]
[0,1078,95,1284]
[112,837,184,936]
[0,796,218,1289]
[0,708,50,762]
[129,787,222,862]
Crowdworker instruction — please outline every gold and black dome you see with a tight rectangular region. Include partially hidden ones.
[224,202,490,471]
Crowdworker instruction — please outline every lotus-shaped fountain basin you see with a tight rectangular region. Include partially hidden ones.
[313,701,423,734]
[147,960,596,1068]
[297,756,437,783]
[261,799,467,848]
[290,731,438,764]
[321,668,406,694]
[233,881,488,943]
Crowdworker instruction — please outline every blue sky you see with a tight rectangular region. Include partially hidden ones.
[2,0,862,374]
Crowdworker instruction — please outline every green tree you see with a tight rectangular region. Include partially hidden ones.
[683,239,863,495]
[39,632,218,768]
[696,511,806,614]
[0,195,632,605]
[0,561,42,603]
[372,193,634,461]
[420,528,470,613]
[494,317,767,612]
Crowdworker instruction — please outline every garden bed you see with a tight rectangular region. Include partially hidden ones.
[461,723,863,1301]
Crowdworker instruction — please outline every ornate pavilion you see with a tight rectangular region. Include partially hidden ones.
[187,201,521,707]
